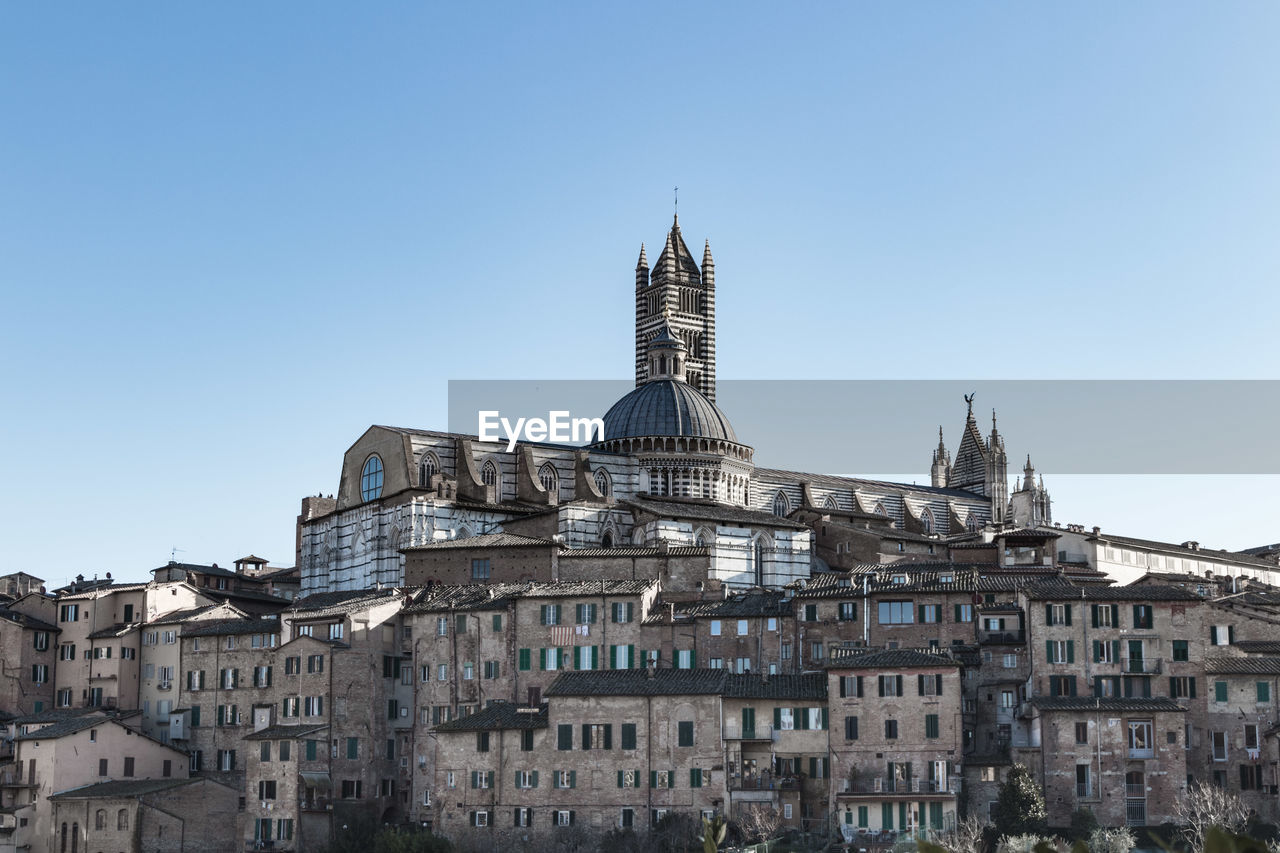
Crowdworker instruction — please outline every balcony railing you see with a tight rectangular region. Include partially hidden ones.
[1076,783,1091,798]
[1126,783,1146,799]
[1125,801,1146,826]
[978,630,1026,645]
[730,775,802,792]
[839,778,958,795]
[1128,748,1154,760]
[1122,658,1161,674]
[724,723,775,741]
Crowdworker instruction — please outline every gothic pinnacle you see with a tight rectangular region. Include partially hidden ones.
[637,243,648,269]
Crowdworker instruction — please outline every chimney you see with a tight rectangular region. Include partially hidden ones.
[1091,527,1101,536]
[527,686,541,706]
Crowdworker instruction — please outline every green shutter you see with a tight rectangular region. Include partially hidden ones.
[628,645,636,669]
[821,707,829,730]
[1112,640,1121,662]
[592,645,599,670]
[617,770,624,788]
[650,770,657,789]
[1093,640,1101,663]
[1216,681,1227,702]
[1190,677,1197,698]
[1091,604,1099,628]
[569,770,576,788]
[955,604,963,622]
[1046,640,1054,662]
[1259,682,1271,703]
[1211,626,1219,645]
[1067,640,1075,663]
[519,648,530,671]
[774,707,782,729]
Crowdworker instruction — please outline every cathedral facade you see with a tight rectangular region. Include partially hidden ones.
[298,217,1048,595]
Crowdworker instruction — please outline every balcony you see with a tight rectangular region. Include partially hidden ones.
[1122,658,1161,675]
[729,774,802,792]
[724,723,775,741]
[838,778,958,796]
[978,630,1025,645]
[1125,783,1146,799]
[1076,783,1092,798]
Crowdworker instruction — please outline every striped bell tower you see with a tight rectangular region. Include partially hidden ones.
[634,214,717,401]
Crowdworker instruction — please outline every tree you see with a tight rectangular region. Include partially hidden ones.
[733,805,782,844]
[1175,781,1251,853]
[932,816,987,853]
[1068,808,1098,843]
[700,814,727,853]
[1086,827,1136,853]
[994,835,1063,853]
[991,764,1047,839]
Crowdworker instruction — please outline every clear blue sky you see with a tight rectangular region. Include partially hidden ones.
[3,3,1278,586]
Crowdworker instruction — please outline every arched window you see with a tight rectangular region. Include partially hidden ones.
[117,809,128,830]
[538,463,559,496]
[419,452,440,486]
[755,537,766,587]
[822,495,838,510]
[601,530,614,549]
[60,823,68,853]
[873,501,888,517]
[694,527,712,548]
[593,468,610,497]
[772,491,790,518]
[481,460,498,487]
[360,455,384,502]
[966,514,979,533]
[920,508,934,535]
[455,525,472,540]
[94,811,105,831]
[70,823,78,853]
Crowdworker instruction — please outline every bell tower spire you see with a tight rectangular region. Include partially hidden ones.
[633,212,717,399]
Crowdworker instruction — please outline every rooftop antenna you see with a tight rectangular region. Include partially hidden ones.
[673,186,678,220]
[170,546,185,562]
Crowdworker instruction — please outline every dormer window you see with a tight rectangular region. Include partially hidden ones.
[360,454,384,502]
[892,574,907,585]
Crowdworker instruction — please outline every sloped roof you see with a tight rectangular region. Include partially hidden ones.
[721,673,827,701]
[1235,640,1280,655]
[0,609,59,632]
[1030,696,1185,713]
[645,591,790,623]
[1091,532,1279,570]
[402,532,556,551]
[1205,655,1280,675]
[1028,579,1200,601]
[181,617,281,638]
[827,648,960,670]
[50,777,202,799]
[560,546,710,559]
[87,623,140,639]
[288,588,400,620]
[434,702,548,732]
[244,723,329,740]
[546,668,726,697]
[754,468,991,502]
[625,496,810,530]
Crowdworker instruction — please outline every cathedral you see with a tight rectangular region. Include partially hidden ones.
[297,216,1052,594]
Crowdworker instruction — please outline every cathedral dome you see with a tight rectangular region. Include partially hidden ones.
[601,379,738,442]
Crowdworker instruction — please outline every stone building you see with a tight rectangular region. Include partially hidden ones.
[6,712,190,853]
[432,669,728,843]
[827,648,964,838]
[0,595,59,717]
[241,722,332,851]
[1202,654,1280,821]
[1026,696,1188,828]
[47,776,238,853]
[721,673,829,830]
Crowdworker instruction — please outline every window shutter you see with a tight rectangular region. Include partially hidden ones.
[1067,640,1075,664]
[856,675,863,697]
[540,648,548,670]
[626,602,634,622]
[1093,640,1101,663]
[1044,603,1053,623]
[582,725,591,750]
[821,708,829,730]
[569,770,576,789]
[797,708,808,730]
[917,674,925,695]
[471,771,478,789]
[1046,640,1054,662]
[1112,640,1121,662]
[839,677,847,698]
[895,675,903,695]
[878,676,885,697]
[774,707,782,729]
[1169,676,1176,697]
[955,604,962,622]
[617,770,624,788]
[540,606,548,625]
[610,645,618,669]
[628,645,636,669]
[1210,626,1218,644]
[650,770,657,789]
[1091,604,1099,628]
[935,674,943,695]
[1065,604,1072,625]
[690,650,695,668]
[531,771,538,788]
[1190,677,1197,698]
[603,725,612,750]
[1229,625,1235,644]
